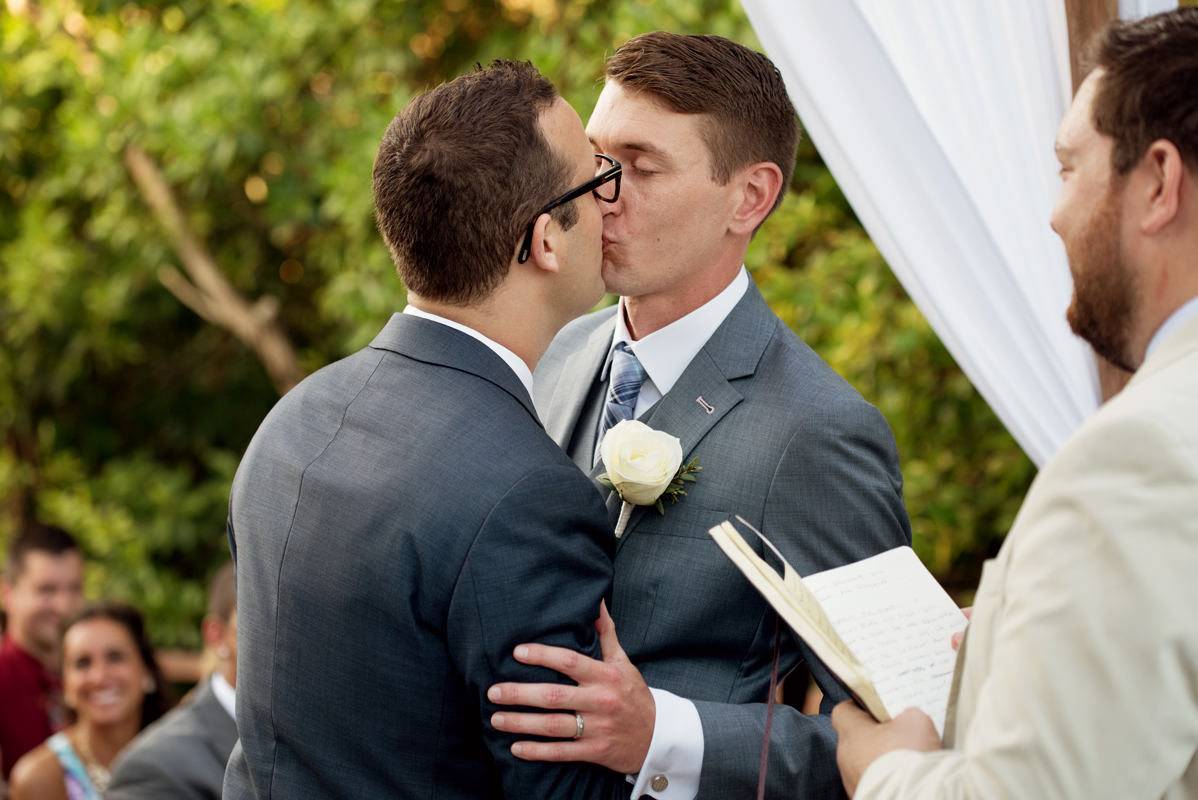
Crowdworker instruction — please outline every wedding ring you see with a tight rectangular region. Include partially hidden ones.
[573,712,585,740]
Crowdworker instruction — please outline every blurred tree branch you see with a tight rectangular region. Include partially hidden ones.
[2,0,1036,643]
[9,0,302,396]
[123,145,302,395]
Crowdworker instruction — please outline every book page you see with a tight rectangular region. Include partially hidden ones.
[802,547,967,736]
[716,523,866,675]
[707,522,889,722]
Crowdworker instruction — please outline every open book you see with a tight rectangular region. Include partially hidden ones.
[708,518,967,736]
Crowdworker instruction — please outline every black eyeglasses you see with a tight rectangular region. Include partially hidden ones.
[518,154,622,264]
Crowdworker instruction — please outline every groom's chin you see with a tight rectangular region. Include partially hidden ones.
[600,258,630,297]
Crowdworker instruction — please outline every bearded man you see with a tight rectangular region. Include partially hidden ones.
[833,10,1198,799]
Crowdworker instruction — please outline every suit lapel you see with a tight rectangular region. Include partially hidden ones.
[611,351,744,552]
[611,282,777,552]
[191,682,240,764]
[544,315,616,458]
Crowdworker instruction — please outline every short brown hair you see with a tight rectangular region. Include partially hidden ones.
[207,560,235,621]
[373,60,578,306]
[4,523,79,583]
[605,32,799,217]
[1086,8,1198,176]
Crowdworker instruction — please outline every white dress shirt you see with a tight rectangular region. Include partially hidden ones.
[601,268,749,800]
[211,670,237,721]
[402,305,535,400]
[1145,294,1198,362]
[598,268,750,442]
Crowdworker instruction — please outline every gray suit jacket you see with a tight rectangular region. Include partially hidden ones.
[107,680,239,800]
[224,314,631,799]
[535,282,912,799]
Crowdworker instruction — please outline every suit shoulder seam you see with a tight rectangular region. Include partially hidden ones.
[265,347,388,794]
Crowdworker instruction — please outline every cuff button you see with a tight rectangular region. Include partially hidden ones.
[650,775,668,792]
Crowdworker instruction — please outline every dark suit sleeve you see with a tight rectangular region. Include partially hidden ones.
[448,464,632,800]
[694,398,912,800]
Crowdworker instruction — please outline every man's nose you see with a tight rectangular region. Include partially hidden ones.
[51,588,81,614]
[81,662,108,686]
[1049,197,1065,236]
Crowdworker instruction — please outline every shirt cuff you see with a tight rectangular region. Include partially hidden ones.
[627,688,703,800]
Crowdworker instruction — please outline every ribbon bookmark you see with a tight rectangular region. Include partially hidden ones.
[758,611,783,800]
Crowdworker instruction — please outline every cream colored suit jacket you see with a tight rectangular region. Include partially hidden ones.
[857,315,1198,800]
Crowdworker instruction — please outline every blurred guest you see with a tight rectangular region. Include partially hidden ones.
[107,562,238,800]
[0,524,84,781]
[833,9,1198,799]
[8,603,173,800]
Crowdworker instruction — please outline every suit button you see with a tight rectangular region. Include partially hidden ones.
[651,774,668,792]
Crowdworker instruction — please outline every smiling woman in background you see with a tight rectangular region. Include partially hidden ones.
[7,603,173,800]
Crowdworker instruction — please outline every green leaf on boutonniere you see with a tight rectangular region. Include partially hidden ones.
[597,473,615,492]
[658,457,702,508]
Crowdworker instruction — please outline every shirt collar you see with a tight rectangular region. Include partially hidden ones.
[402,305,535,400]
[602,268,749,396]
[1145,294,1198,363]
[210,670,236,720]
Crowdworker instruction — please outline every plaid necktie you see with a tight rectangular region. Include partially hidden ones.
[596,342,648,461]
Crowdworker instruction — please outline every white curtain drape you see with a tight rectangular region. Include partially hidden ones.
[740,0,1175,467]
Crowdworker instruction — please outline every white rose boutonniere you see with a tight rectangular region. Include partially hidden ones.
[597,419,702,538]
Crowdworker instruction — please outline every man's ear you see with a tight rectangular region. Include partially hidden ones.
[729,162,784,236]
[201,615,227,651]
[1140,139,1184,235]
[523,212,562,275]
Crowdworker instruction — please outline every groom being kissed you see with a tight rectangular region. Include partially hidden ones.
[225,61,636,798]
[489,33,911,800]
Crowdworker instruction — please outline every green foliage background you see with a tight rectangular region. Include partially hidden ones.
[1,0,1035,648]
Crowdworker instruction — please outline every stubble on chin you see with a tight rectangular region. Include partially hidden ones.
[1065,188,1138,372]
[600,253,633,299]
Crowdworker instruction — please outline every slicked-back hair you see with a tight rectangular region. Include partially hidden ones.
[373,60,578,306]
[3,523,79,584]
[207,560,235,621]
[1085,8,1198,176]
[605,32,799,217]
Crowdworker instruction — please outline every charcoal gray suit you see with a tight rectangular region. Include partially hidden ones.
[534,280,912,799]
[107,680,238,800]
[224,313,631,799]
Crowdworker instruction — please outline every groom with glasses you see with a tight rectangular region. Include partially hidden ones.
[225,60,641,799]
[520,154,621,264]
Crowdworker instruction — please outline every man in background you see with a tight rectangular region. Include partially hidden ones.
[833,10,1198,799]
[0,524,84,781]
[108,560,239,800]
[492,33,910,799]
